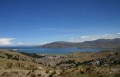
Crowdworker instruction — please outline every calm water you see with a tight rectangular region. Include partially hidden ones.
[0,47,107,54]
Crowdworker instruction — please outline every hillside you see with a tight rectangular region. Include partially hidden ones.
[0,49,120,77]
[0,49,43,70]
[40,38,120,48]
[79,38,120,48]
[40,41,78,48]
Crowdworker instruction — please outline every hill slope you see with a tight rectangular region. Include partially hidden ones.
[40,38,120,48]
[0,49,42,70]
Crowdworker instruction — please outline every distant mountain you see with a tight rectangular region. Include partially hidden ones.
[40,41,78,48]
[40,38,120,48]
[79,38,120,48]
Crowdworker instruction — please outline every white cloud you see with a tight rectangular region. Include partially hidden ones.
[118,33,120,35]
[0,38,15,45]
[17,42,32,46]
[39,41,51,45]
[69,33,120,42]
[81,36,90,39]
[69,37,80,42]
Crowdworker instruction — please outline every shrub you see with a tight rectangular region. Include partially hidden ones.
[31,73,36,77]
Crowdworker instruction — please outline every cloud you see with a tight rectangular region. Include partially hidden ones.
[69,37,79,42]
[69,33,120,42]
[118,33,120,35]
[0,38,15,45]
[17,42,32,46]
[38,41,51,45]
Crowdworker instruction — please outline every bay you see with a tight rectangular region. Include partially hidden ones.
[0,46,107,54]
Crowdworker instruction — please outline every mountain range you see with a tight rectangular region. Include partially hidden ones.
[40,38,120,48]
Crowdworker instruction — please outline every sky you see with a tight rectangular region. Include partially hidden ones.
[0,0,120,46]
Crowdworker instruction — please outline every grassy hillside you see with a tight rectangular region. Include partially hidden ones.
[0,49,120,77]
[0,49,44,70]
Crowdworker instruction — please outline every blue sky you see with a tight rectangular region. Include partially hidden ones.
[0,0,120,45]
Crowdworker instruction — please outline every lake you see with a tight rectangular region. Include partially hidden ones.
[0,46,108,54]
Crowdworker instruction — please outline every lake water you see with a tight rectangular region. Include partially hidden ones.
[0,47,107,54]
